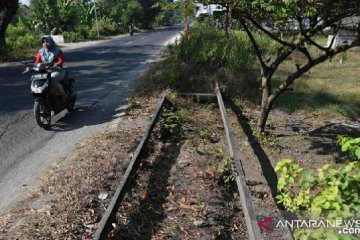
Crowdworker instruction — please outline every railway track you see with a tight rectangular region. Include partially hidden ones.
[93,89,289,240]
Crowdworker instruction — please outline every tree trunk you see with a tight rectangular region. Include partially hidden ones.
[0,34,6,46]
[184,16,190,35]
[0,18,8,46]
[258,103,271,132]
[258,75,272,132]
[0,0,19,47]
[224,5,231,38]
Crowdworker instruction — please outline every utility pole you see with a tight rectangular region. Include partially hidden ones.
[93,0,100,37]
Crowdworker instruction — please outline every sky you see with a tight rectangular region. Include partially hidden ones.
[20,0,30,6]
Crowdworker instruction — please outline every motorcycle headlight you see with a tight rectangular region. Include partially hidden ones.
[33,79,47,88]
[31,80,48,93]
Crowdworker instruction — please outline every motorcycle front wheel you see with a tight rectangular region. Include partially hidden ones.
[34,101,51,129]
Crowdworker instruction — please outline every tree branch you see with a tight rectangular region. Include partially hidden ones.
[306,10,359,37]
[246,14,295,49]
[239,17,269,72]
[268,40,360,104]
[296,16,328,52]
[270,48,292,73]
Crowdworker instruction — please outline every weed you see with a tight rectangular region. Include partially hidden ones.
[199,130,211,141]
[218,156,235,188]
[195,202,205,212]
[253,130,280,149]
[168,91,179,102]
[159,107,188,142]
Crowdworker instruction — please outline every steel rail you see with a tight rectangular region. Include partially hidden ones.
[94,91,263,239]
[179,93,216,97]
[93,96,168,240]
[216,84,263,240]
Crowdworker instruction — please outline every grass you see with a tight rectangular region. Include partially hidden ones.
[0,46,38,62]
[137,31,359,123]
[268,44,360,121]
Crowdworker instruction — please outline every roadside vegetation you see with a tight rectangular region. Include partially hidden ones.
[136,12,360,239]
[137,22,360,124]
[0,0,183,61]
[136,22,258,97]
[1,1,360,239]
[275,135,360,239]
[197,0,360,131]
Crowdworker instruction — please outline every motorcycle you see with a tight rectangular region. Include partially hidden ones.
[22,61,77,129]
[128,24,134,36]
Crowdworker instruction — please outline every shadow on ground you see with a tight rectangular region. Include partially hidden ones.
[115,141,181,239]
[227,100,279,204]
[307,121,360,161]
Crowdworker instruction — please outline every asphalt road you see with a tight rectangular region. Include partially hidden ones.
[0,26,182,213]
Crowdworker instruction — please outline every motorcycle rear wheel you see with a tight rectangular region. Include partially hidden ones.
[66,93,76,112]
[34,101,51,129]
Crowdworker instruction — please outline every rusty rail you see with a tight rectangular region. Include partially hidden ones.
[93,96,168,240]
[93,91,263,240]
[216,84,263,240]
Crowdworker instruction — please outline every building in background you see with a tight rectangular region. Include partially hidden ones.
[327,16,360,48]
[195,2,223,17]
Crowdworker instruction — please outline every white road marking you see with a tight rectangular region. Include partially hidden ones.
[125,41,133,45]
[97,49,111,55]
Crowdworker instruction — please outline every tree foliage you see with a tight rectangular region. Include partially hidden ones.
[2,0,180,59]
[153,0,181,26]
[199,0,360,131]
[137,0,161,28]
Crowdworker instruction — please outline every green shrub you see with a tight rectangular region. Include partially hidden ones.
[134,24,261,97]
[94,19,120,36]
[218,156,236,190]
[4,33,40,60]
[337,136,360,160]
[0,45,12,61]
[276,159,360,215]
[159,107,188,142]
[7,23,28,38]
[6,17,34,38]
[63,31,84,43]
[10,34,39,49]
[75,25,91,39]
[164,64,182,88]
[276,159,360,239]
[4,17,42,59]
[173,26,255,72]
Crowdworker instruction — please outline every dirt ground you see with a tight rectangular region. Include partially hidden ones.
[0,97,158,239]
[227,100,360,239]
[110,97,248,240]
[0,93,358,240]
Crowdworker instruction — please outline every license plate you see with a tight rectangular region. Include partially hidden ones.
[31,74,47,81]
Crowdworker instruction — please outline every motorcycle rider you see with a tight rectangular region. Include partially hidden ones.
[34,35,68,101]
[128,21,134,35]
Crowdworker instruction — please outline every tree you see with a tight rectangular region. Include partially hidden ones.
[153,0,180,26]
[199,0,234,37]
[121,0,143,27]
[138,0,161,28]
[30,0,59,33]
[201,0,360,131]
[73,0,95,28]
[179,0,195,34]
[0,0,19,45]
[56,0,83,32]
